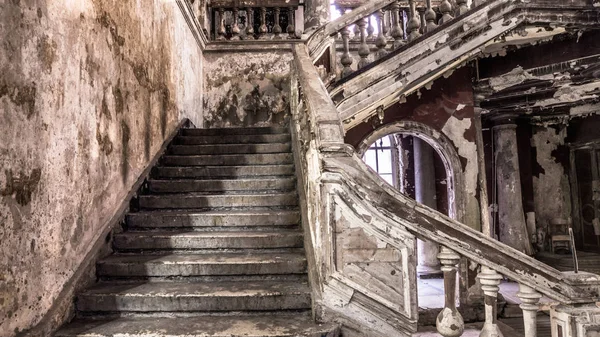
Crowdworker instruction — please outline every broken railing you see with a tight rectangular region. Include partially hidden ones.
[291,43,600,337]
[207,0,301,40]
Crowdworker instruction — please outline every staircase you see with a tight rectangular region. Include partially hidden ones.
[56,126,339,337]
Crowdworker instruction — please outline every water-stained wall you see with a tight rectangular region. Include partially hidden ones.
[0,0,203,335]
[203,50,293,128]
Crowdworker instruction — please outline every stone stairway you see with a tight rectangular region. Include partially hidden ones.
[56,126,339,337]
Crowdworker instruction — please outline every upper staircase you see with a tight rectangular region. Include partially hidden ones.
[55,126,339,337]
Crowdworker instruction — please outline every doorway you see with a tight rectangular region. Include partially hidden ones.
[571,145,600,252]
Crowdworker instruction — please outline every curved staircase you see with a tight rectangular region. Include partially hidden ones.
[55,126,339,337]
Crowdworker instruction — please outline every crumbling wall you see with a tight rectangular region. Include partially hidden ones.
[0,1,203,336]
[203,51,293,128]
[531,125,572,238]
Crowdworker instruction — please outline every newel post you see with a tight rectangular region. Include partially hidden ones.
[436,246,464,337]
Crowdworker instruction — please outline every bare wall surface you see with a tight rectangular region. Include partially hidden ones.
[203,51,293,128]
[0,0,203,335]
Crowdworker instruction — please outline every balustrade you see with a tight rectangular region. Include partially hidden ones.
[209,2,300,41]
[330,0,484,79]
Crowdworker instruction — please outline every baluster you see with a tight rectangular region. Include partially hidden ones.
[456,0,469,16]
[375,9,387,58]
[436,246,464,337]
[357,18,370,69]
[340,26,353,77]
[390,2,404,49]
[367,15,375,40]
[245,7,254,39]
[425,0,437,33]
[353,21,361,41]
[257,7,268,39]
[382,8,390,36]
[231,7,240,40]
[477,266,504,337]
[407,0,421,41]
[217,7,226,40]
[517,284,542,337]
[418,7,426,35]
[439,0,454,24]
[287,7,295,39]
[273,7,282,38]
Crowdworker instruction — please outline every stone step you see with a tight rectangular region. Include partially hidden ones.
[97,252,307,277]
[138,192,298,209]
[148,178,296,193]
[168,143,291,155]
[56,315,340,337]
[161,153,293,166]
[76,281,312,312]
[175,134,291,145]
[153,165,295,179]
[181,126,289,136]
[126,210,300,229]
[113,230,304,251]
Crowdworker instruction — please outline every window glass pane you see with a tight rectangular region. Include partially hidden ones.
[379,136,391,147]
[364,150,378,171]
[380,174,393,185]
[377,149,392,174]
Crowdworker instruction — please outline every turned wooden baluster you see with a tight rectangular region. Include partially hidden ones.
[357,18,370,68]
[418,7,426,34]
[439,0,454,24]
[257,7,268,39]
[273,7,282,38]
[375,9,388,57]
[390,1,404,48]
[477,266,504,337]
[217,7,226,40]
[340,26,353,77]
[245,7,254,38]
[382,8,390,37]
[456,0,469,16]
[367,15,375,40]
[517,284,542,337]
[231,7,241,40]
[425,0,437,33]
[436,246,464,337]
[407,0,421,41]
[287,7,295,39]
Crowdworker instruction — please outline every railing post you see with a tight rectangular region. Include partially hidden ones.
[375,9,388,58]
[436,246,464,337]
[407,0,421,41]
[340,26,354,77]
[217,7,226,40]
[245,7,254,38]
[517,284,542,337]
[287,7,296,39]
[231,7,241,40]
[258,7,268,39]
[273,7,282,38]
[477,266,504,337]
[357,18,370,69]
[439,0,454,24]
[456,0,469,16]
[425,0,437,33]
[367,15,375,40]
[390,1,404,48]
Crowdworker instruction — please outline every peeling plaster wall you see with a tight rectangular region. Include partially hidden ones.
[203,51,293,128]
[531,125,572,234]
[0,1,203,335]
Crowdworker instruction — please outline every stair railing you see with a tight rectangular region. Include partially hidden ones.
[291,43,600,337]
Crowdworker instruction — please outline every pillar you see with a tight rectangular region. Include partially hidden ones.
[493,119,533,255]
[414,137,441,274]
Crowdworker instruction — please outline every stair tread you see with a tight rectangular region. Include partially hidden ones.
[80,280,310,297]
[115,230,302,238]
[56,315,338,337]
[181,126,290,135]
[99,252,307,265]
[128,209,300,216]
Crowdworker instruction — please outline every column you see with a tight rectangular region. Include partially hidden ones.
[493,118,534,255]
[414,138,441,275]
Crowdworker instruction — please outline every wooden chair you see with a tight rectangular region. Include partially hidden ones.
[550,218,571,254]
